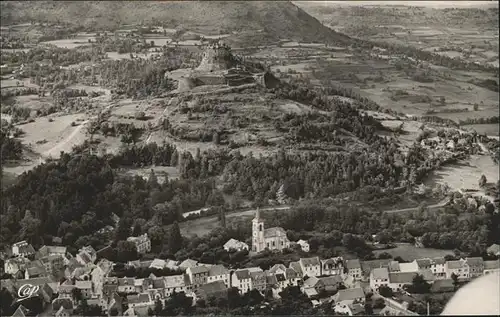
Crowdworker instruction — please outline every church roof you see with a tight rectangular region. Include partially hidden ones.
[264,227,287,238]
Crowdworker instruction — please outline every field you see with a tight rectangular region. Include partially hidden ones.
[16,114,88,158]
[424,155,499,200]
[463,124,499,136]
[179,206,291,237]
[41,34,96,49]
[373,243,454,261]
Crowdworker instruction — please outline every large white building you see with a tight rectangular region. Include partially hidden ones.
[127,234,151,254]
[251,208,290,253]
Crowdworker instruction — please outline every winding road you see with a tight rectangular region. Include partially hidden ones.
[179,205,291,237]
[384,199,450,214]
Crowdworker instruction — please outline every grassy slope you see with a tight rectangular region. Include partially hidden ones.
[0,1,351,45]
[296,3,499,31]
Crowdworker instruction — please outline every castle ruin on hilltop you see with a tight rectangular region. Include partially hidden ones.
[176,41,279,92]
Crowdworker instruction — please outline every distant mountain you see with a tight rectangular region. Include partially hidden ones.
[1,1,351,45]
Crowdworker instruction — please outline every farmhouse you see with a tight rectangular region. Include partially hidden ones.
[223,238,249,252]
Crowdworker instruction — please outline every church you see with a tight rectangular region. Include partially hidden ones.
[252,208,291,253]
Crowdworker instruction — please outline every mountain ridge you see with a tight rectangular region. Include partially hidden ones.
[0,1,351,45]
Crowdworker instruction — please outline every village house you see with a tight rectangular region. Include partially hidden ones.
[333,287,365,306]
[75,280,93,299]
[127,234,151,254]
[321,257,344,276]
[334,302,365,316]
[195,280,228,301]
[24,260,49,279]
[289,261,304,279]
[40,254,65,275]
[4,257,31,276]
[387,270,435,292]
[318,275,343,294]
[164,274,191,296]
[178,258,199,270]
[398,261,419,273]
[207,265,230,287]
[445,259,469,280]
[127,293,154,310]
[250,271,267,291]
[465,257,484,278]
[37,245,67,258]
[369,267,390,291]
[103,277,119,297]
[413,258,431,270]
[388,261,400,272]
[251,208,291,253]
[75,251,94,267]
[91,266,110,297]
[149,259,167,270]
[269,263,287,275]
[223,238,249,252]
[296,240,310,252]
[285,268,301,286]
[232,269,253,294]
[299,256,322,277]
[145,277,167,301]
[57,282,76,302]
[344,259,362,280]
[186,265,210,287]
[11,241,35,258]
[118,278,136,293]
[301,276,321,298]
[429,257,446,279]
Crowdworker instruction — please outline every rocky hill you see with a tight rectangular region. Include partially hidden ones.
[1,1,351,45]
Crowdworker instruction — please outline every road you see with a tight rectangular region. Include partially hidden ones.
[179,205,291,237]
[384,199,449,214]
[42,120,89,159]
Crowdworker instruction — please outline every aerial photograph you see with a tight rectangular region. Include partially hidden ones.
[0,1,499,316]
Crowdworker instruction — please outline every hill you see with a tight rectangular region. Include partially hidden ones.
[296,2,499,32]
[0,1,351,45]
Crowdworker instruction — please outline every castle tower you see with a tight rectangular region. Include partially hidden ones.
[252,207,265,253]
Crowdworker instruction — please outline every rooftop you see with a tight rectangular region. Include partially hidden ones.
[234,269,251,280]
[209,265,229,276]
[188,265,209,275]
[346,259,362,270]
[335,287,365,302]
[264,227,288,238]
[300,256,321,267]
[371,267,389,280]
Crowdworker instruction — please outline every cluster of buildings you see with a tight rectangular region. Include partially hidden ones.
[2,213,499,317]
[3,235,499,317]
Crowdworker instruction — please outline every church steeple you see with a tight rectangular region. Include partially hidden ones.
[254,207,261,220]
[252,207,264,253]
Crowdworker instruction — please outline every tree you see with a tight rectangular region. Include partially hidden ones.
[373,298,386,309]
[365,303,374,314]
[451,273,459,290]
[479,174,487,187]
[116,240,138,262]
[167,222,183,254]
[115,217,132,242]
[405,274,431,294]
[378,285,393,298]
